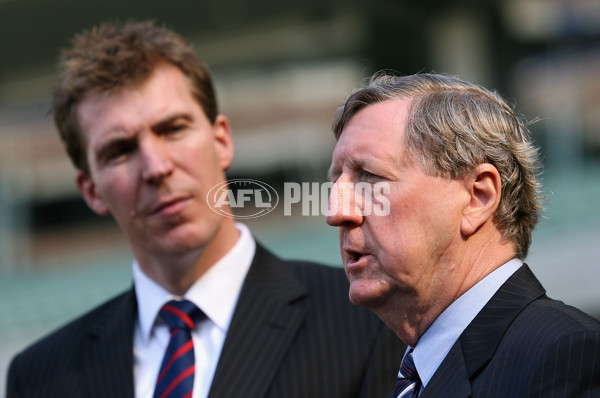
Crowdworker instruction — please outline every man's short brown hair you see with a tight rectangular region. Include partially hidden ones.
[52,20,218,173]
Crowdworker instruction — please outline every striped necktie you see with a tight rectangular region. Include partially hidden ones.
[393,349,420,398]
[154,299,204,398]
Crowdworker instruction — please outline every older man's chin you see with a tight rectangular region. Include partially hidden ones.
[347,278,395,310]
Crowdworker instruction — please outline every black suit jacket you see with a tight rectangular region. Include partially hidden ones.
[7,243,405,398]
[412,265,600,398]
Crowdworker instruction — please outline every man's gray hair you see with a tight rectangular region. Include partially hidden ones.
[333,72,543,259]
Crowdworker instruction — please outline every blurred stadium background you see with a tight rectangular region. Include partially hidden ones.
[1,0,600,389]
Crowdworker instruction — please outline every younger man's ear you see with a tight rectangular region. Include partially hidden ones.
[460,163,502,237]
[76,171,110,216]
[212,114,234,171]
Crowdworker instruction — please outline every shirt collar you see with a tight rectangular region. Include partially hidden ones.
[412,258,523,388]
[133,223,256,343]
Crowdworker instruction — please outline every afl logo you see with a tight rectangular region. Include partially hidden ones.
[206,179,279,219]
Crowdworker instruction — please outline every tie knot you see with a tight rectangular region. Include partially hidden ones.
[394,349,420,398]
[398,349,418,380]
[159,299,203,332]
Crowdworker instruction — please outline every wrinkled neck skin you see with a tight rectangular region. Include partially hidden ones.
[376,224,515,348]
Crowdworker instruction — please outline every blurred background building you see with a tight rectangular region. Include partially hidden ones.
[1,0,600,388]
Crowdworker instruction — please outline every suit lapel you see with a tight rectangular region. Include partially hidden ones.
[208,244,308,398]
[80,288,137,398]
[419,341,471,398]
[421,265,546,397]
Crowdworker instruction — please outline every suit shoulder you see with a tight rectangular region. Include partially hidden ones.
[10,289,134,362]
[286,259,349,289]
[286,258,346,276]
[500,295,600,358]
[512,298,600,393]
[525,296,600,333]
[284,259,383,320]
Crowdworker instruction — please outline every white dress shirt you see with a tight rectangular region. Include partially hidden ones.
[132,223,255,398]
[407,258,523,393]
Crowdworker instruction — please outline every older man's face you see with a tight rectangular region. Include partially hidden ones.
[327,99,468,317]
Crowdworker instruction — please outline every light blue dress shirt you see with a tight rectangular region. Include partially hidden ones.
[407,258,523,394]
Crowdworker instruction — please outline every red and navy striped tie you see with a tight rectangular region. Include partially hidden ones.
[154,299,204,398]
[393,349,420,398]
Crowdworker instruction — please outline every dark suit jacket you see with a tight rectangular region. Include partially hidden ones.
[412,265,600,398]
[7,243,405,398]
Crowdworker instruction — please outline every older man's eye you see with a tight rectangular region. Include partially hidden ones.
[360,171,380,181]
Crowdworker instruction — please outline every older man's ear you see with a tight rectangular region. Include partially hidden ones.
[460,163,502,237]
